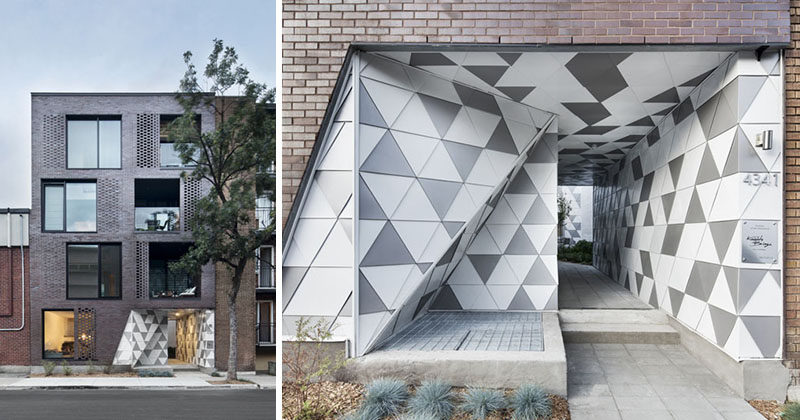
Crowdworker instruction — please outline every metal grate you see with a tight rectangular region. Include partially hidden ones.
[75,308,96,360]
[379,312,544,352]
[42,114,65,169]
[97,179,121,232]
[183,178,203,231]
[135,241,148,299]
[136,114,159,168]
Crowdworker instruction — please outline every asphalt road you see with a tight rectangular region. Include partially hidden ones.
[0,389,275,419]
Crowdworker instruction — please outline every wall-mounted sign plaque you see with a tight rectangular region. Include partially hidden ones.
[742,220,778,264]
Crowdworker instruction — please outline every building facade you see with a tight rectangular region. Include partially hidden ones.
[30,93,222,368]
[0,209,30,368]
[282,0,798,398]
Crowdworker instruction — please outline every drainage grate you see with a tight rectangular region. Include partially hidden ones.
[380,312,544,352]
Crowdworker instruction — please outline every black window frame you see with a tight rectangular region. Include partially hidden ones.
[66,115,123,170]
[41,180,98,233]
[148,242,200,299]
[66,243,122,300]
[41,308,76,360]
[159,114,200,169]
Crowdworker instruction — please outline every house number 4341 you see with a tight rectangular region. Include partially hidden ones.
[742,173,778,187]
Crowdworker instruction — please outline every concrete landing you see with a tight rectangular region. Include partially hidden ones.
[559,262,650,310]
[347,312,567,395]
[561,309,680,345]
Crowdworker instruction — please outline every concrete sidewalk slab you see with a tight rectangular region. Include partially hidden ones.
[0,372,273,390]
[239,373,276,389]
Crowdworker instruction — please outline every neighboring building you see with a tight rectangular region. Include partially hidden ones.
[29,93,252,370]
[281,0,794,400]
[256,154,277,372]
[557,186,593,244]
[0,209,30,368]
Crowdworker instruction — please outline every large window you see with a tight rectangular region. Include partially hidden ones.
[257,301,275,345]
[43,310,75,359]
[67,244,121,299]
[257,246,274,288]
[135,179,179,232]
[159,115,200,168]
[67,116,121,169]
[42,181,96,232]
[149,243,198,298]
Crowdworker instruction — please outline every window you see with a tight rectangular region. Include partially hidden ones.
[42,181,96,232]
[67,116,121,169]
[43,310,75,359]
[257,301,275,345]
[256,194,274,231]
[135,179,179,232]
[257,246,274,288]
[67,244,121,299]
[159,115,200,168]
[149,243,198,298]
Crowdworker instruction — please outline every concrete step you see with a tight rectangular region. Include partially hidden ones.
[561,322,680,344]
[559,309,668,325]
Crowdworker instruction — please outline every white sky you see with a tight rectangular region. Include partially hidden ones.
[0,0,277,207]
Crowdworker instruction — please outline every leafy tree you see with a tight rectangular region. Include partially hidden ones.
[169,39,275,380]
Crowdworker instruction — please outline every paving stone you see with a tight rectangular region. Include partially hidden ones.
[619,409,674,420]
[568,396,618,411]
[570,409,622,420]
[614,396,666,410]
[705,396,758,412]
[660,396,715,412]
[568,383,612,397]
[608,383,657,397]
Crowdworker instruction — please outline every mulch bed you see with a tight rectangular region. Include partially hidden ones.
[283,381,570,420]
[749,400,783,420]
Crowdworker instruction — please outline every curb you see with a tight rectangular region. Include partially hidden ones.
[1,384,263,390]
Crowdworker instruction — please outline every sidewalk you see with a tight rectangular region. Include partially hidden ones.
[0,371,276,390]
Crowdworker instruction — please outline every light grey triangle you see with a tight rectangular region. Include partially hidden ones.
[361,222,416,267]
[695,145,720,184]
[696,93,719,139]
[685,188,706,223]
[523,257,555,285]
[419,93,462,138]
[523,196,555,224]
[317,171,352,214]
[359,178,387,220]
[709,81,738,138]
[361,131,415,176]
[418,178,462,219]
[359,83,388,128]
[737,76,767,119]
[417,262,432,273]
[468,255,502,283]
[442,221,465,238]
[282,267,309,310]
[708,305,737,346]
[505,226,536,255]
[540,228,557,255]
[723,266,739,307]
[442,140,482,181]
[722,131,739,176]
[709,221,737,262]
[430,285,462,310]
[738,127,768,172]
[741,316,781,357]
[359,272,389,314]
[486,120,518,154]
[507,286,535,310]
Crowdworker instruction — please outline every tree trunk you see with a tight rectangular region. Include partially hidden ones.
[227,263,245,381]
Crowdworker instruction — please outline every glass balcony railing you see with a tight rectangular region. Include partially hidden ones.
[135,207,180,232]
[256,206,273,231]
[160,143,197,168]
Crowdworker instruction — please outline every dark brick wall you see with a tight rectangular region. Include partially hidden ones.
[281,0,791,225]
[0,246,30,366]
[30,94,216,365]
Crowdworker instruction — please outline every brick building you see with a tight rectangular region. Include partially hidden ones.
[0,209,29,368]
[282,0,798,401]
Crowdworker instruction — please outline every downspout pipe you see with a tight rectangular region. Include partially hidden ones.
[0,214,25,332]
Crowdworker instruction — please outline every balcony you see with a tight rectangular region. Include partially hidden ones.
[135,207,179,232]
[258,246,275,289]
[256,205,274,231]
[257,322,276,346]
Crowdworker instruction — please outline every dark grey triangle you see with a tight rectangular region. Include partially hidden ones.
[635,273,644,296]
[643,205,654,227]
[709,220,737,261]
[661,192,676,221]
[468,255,501,284]
[708,305,737,346]
[359,272,389,314]
[741,316,781,357]
[654,105,675,116]
[709,80,739,138]
[668,156,683,189]
[680,69,714,87]
[685,261,720,301]
[454,84,502,116]
[464,65,509,87]
[430,286,462,310]
[486,120,518,154]
[418,178,462,219]
[359,178,387,220]
[695,145,720,184]
[523,196,555,224]
[648,287,659,308]
[661,224,683,256]
[724,266,739,307]
[409,53,456,66]
[359,83,388,128]
[721,130,739,176]
[627,116,655,126]
[737,127,768,172]
[505,226,536,255]
[685,188,706,223]
[417,262,432,273]
[361,131,415,176]
[640,250,653,278]
[624,272,630,290]
[442,140,482,181]
[339,292,353,317]
[645,87,680,103]
[507,286,535,310]
[696,93,719,139]
[418,93,462,138]
[506,169,537,194]
[442,221,465,238]
[361,222,415,266]
[671,99,694,125]
[498,52,521,65]
[523,257,555,285]
[738,269,765,311]
[414,291,435,318]
[496,86,535,102]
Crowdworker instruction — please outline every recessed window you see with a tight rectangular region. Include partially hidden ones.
[43,310,74,359]
[67,116,121,169]
[135,179,180,232]
[258,246,274,288]
[42,181,96,232]
[149,243,198,298]
[67,244,121,299]
[159,115,200,168]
